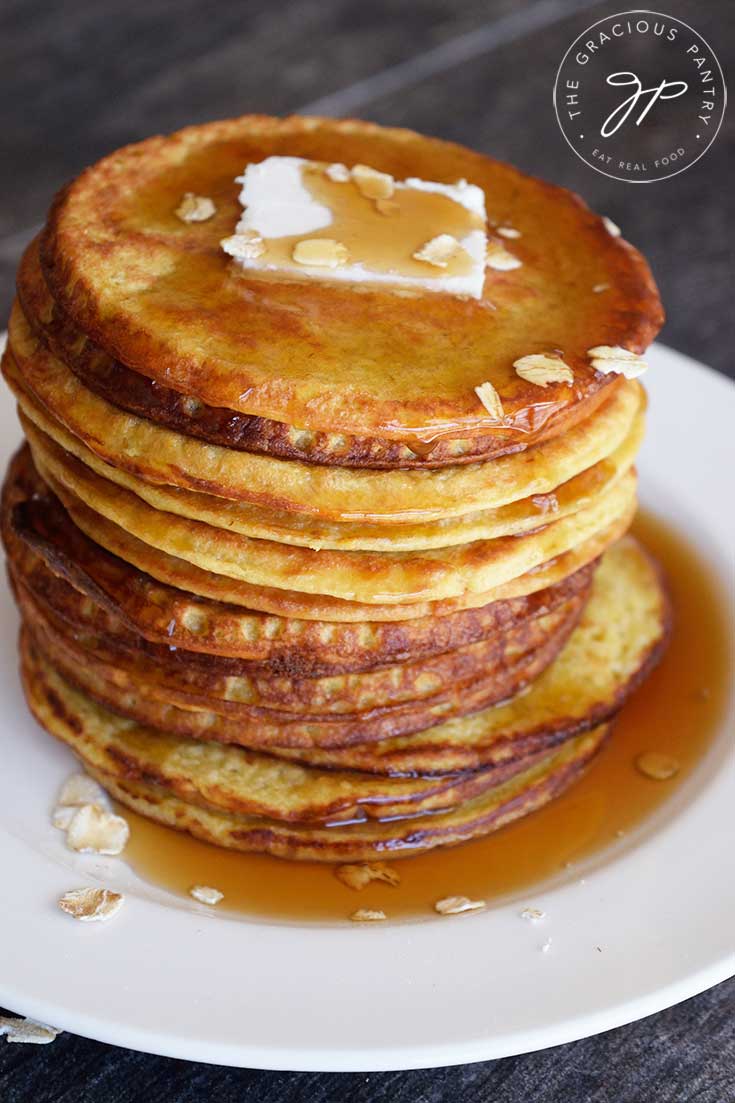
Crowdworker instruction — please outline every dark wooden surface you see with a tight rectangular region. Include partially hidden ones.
[1,0,733,1098]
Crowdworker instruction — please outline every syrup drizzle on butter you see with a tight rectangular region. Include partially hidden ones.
[255,164,483,283]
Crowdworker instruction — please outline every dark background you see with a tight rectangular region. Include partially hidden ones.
[1,1,732,1099]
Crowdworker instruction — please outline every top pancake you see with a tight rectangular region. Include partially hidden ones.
[17,239,617,471]
[40,114,663,443]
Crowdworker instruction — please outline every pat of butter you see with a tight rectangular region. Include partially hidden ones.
[221,156,488,298]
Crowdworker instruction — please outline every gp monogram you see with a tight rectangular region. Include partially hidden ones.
[553,10,727,182]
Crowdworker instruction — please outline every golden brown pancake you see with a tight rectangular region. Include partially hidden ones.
[82,733,605,862]
[17,575,582,717]
[27,601,573,749]
[3,445,597,672]
[11,353,644,552]
[275,537,670,773]
[10,523,593,682]
[91,733,608,861]
[5,310,645,523]
[17,238,625,470]
[40,115,663,443]
[21,633,577,824]
[27,420,637,604]
[22,633,610,860]
[19,537,665,758]
[28,455,636,620]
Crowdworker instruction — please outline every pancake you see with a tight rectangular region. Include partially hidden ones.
[11,356,644,551]
[40,114,662,443]
[27,602,573,749]
[1,115,668,870]
[17,575,582,716]
[30,455,636,620]
[17,237,623,470]
[28,422,638,603]
[84,730,608,862]
[20,537,664,757]
[22,633,609,859]
[275,537,670,773]
[3,446,598,671]
[21,633,576,823]
[11,526,592,681]
[5,307,645,521]
[16,372,644,553]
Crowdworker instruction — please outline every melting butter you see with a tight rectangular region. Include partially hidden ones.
[221,156,488,298]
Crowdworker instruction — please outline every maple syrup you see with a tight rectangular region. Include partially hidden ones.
[295,167,478,282]
[120,511,731,923]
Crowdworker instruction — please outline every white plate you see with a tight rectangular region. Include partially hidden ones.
[0,342,733,1071]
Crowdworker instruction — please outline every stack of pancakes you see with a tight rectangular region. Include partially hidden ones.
[1,116,669,862]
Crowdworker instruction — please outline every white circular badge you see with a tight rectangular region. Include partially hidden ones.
[553,10,727,182]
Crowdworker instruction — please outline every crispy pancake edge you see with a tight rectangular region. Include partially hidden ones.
[79,728,609,862]
[2,445,599,670]
[4,313,645,521]
[19,238,622,470]
[22,632,584,824]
